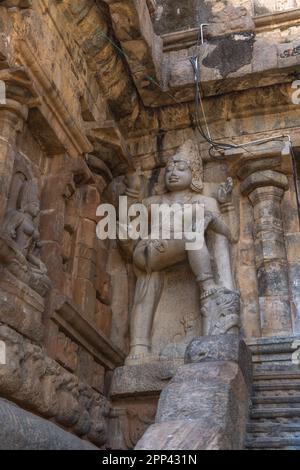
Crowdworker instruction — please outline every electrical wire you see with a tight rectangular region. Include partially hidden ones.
[96,25,289,159]
[190,56,236,151]
[189,30,300,227]
[97,28,183,106]
[95,23,300,227]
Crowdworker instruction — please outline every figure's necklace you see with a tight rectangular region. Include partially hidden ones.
[165,190,195,204]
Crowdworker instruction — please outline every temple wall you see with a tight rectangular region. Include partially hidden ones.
[0,0,122,449]
[0,0,300,450]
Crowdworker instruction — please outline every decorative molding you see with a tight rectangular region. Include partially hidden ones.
[16,39,92,158]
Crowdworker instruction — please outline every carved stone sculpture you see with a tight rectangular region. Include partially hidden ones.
[119,140,240,363]
[0,178,51,296]
[0,324,108,449]
[200,288,241,336]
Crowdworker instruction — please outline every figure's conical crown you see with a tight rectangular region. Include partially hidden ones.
[19,179,40,210]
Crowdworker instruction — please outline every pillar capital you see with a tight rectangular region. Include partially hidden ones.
[225,140,292,181]
[0,67,38,120]
[0,99,29,140]
[241,170,289,197]
[0,98,28,120]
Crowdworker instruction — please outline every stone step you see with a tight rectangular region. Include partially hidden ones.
[253,382,300,392]
[250,407,300,420]
[253,391,300,401]
[253,370,300,381]
[248,421,300,433]
[248,345,300,450]
[253,362,300,370]
[245,437,300,449]
[252,395,300,405]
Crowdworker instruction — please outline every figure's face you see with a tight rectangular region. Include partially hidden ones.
[26,202,40,218]
[165,157,192,192]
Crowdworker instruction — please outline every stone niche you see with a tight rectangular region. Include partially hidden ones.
[111,138,240,366]
[152,263,201,358]
[0,151,50,343]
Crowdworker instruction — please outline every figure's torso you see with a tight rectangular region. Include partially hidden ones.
[142,190,219,237]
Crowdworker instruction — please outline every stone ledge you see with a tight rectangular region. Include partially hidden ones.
[247,334,300,366]
[162,9,300,51]
[161,36,300,104]
[53,294,125,371]
[110,359,183,398]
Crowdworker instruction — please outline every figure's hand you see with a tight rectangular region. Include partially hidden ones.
[229,232,239,244]
[10,229,17,240]
[38,260,47,275]
[217,177,234,204]
[204,210,215,230]
[124,169,141,198]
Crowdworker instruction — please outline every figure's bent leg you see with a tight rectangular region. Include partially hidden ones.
[187,243,217,293]
[133,239,186,272]
[128,269,164,362]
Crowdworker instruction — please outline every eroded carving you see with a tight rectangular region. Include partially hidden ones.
[0,325,109,447]
[1,175,51,297]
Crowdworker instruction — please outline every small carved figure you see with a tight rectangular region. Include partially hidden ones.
[201,287,241,335]
[1,179,51,296]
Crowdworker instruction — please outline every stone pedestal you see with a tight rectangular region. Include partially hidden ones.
[109,358,183,449]
[136,335,252,450]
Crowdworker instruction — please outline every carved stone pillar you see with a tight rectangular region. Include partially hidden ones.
[0,68,37,220]
[0,99,28,219]
[241,170,292,336]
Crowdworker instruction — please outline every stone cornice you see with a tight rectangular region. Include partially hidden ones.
[255,8,300,33]
[162,9,300,52]
[223,141,293,181]
[103,0,163,107]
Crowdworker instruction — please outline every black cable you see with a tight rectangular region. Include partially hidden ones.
[189,56,236,151]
